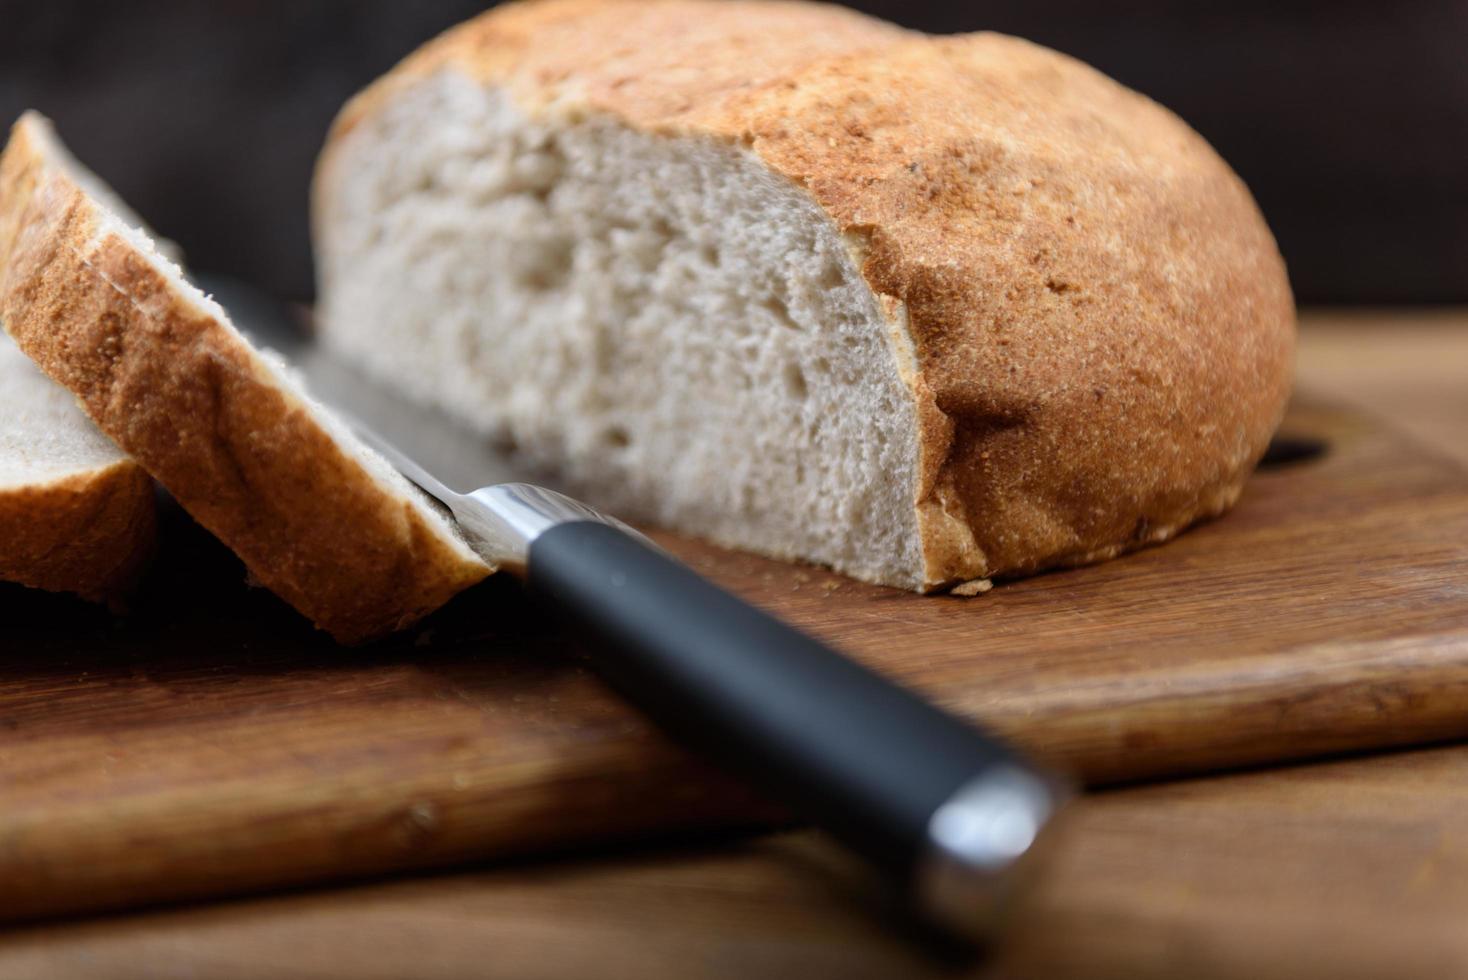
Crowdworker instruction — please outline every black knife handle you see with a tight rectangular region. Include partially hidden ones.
[525,520,1069,941]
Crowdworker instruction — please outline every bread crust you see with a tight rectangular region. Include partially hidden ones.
[1,115,491,642]
[320,0,1296,588]
[0,461,155,602]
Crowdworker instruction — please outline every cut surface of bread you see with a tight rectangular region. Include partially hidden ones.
[314,0,1296,592]
[0,331,155,600]
[320,84,923,585]
[0,113,490,642]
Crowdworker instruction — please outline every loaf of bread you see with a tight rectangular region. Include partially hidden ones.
[0,331,155,601]
[0,113,491,642]
[317,0,1294,592]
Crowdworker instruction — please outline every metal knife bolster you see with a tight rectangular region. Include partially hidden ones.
[449,483,658,574]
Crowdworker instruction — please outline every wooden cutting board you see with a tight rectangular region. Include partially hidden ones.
[3,396,1467,921]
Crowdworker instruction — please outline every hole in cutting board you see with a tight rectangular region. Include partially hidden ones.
[1257,434,1329,470]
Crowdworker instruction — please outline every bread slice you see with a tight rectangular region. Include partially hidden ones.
[314,0,1295,592]
[0,113,491,642]
[0,331,155,601]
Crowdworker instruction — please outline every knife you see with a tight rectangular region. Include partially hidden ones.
[212,277,1071,943]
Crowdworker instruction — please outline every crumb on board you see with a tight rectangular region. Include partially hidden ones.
[949,578,993,597]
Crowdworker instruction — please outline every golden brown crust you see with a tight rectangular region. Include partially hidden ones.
[1,115,491,642]
[719,33,1296,584]
[323,0,1296,588]
[0,461,155,602]
[322,0,908,145]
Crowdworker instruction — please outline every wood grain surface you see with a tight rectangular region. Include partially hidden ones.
[7,744,1466,980]
[1297,308,1468,466]
[2,388,1467,921]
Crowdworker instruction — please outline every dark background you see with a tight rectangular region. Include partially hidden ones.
[2,0,1464,305]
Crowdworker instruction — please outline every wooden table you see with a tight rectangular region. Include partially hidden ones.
[3,310,1465,979]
